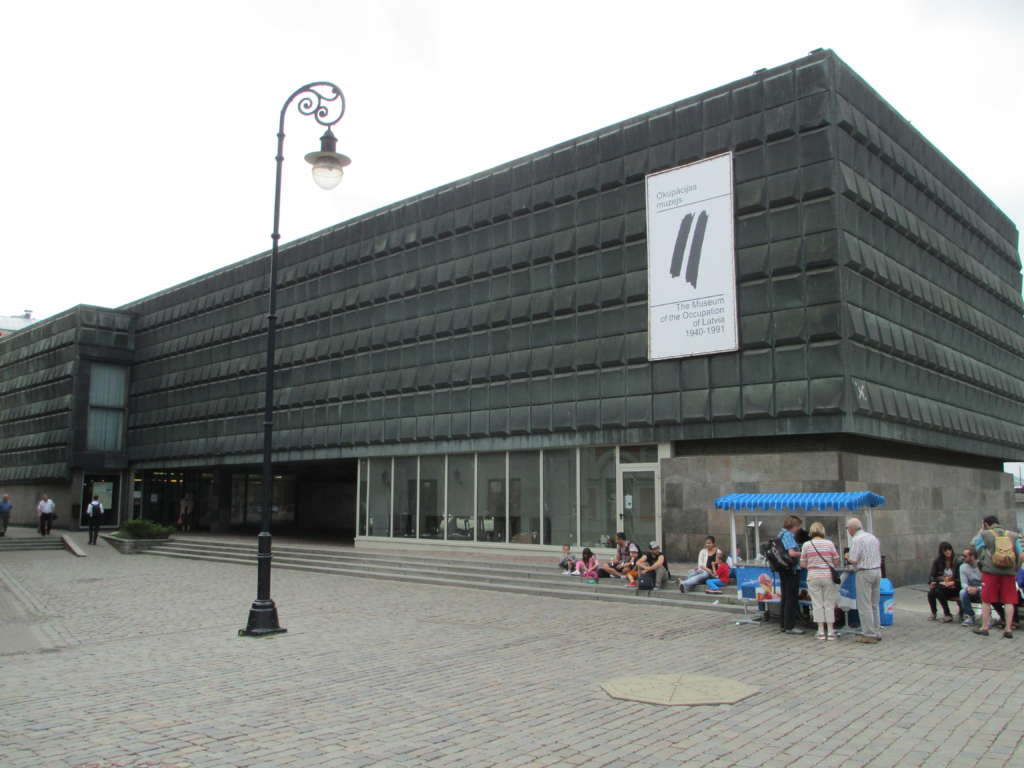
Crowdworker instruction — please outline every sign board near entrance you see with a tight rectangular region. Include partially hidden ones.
[93,481,114,508]
[645,153,738,360]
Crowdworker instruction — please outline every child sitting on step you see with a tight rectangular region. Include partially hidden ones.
[574,548,599,578]
[558,545,577,574]
[704,551,731,594]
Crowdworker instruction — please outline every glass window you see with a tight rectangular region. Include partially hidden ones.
[271,475,296,525]
[477,452,506,543]
[246,474,263,525]
[419,456,445,540]
[358,459,368,536]
[231,474,246,525]
[447,454,474,540]
[543,449,576,546]
[368,458,392,537]
[393,457,417,538]
[86,408,124,451]
[89,363,128,406]
[509,451,540,544]
[580,446,617,548]
[87,363,128,452]
[619,444,659,463]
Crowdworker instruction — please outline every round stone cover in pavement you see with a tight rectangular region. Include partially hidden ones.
[601,674,758,706]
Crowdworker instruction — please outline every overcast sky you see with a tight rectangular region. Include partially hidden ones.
[0,0,1019,321]
[1,0,1020,321]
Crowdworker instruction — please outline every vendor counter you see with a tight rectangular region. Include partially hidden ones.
[735,564,893,627]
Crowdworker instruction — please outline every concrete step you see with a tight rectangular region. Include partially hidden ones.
[142,544,747,613]
[0,539,65,551]
[150,539,561,573]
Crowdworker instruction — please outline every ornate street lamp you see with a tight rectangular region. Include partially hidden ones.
[240,82,350,637]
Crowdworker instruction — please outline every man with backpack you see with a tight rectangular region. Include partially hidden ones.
[635,542,670,591]
[971,515,1022,639]
[86,495,104,545]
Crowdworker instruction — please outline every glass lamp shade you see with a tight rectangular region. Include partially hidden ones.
[312,159,345,190]
[305,146,351,191]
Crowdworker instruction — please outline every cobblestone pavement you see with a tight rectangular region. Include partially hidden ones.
[2,530,1023,768]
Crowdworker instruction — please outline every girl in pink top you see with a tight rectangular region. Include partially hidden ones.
[800,522,842,640]
[575,548,599,578]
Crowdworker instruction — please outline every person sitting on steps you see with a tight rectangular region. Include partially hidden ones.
[927,541,961,623]
[679,536,719,593]
[573,548,600,579]
[633,541,670,591]
[704,551,730,594]
[558,545,577,574]
[599,532,639,580]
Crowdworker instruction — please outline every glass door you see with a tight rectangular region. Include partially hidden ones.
[620,470,658,547]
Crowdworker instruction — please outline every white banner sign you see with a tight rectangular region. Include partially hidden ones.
[645,153,738,360]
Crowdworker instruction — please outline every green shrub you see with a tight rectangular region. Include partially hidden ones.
[117,519,176,540]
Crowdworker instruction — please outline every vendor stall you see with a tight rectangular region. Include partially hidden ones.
[714,492,887,627]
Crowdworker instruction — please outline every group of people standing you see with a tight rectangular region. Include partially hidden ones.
[926,515,1022,639]
[772,515,884,643]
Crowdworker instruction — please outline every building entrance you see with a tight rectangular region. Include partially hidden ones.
[81,474,121,528]
[620,470,658,547]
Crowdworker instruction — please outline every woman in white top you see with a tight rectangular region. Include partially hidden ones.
[800,522,842,641]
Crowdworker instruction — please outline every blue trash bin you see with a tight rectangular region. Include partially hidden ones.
[879,578,894,626]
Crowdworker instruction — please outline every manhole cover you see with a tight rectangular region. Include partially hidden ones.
[601,674,757,706]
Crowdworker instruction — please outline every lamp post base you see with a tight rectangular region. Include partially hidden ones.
[239,599,287,637]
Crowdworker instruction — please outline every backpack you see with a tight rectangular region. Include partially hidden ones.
[637,572,655,591]
[991,530,1018,569]
[762,538,796,572]
[89,502,101,517]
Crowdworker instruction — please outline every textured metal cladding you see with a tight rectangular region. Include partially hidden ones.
[92,50,1024,467]
[832,55,1024,457]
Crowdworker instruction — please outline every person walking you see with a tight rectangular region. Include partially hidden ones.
[971,515,1022,639]
[800,522,841,641]
[778,516,804,635]
[37,494,56,536]
[0,494,11,537]
[844,518,882,644]
[85,495,104,545]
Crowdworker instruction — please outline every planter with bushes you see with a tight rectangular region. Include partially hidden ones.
[100,520,176,554]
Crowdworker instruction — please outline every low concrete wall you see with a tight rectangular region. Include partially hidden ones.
[661,451,1013,587]
[100,534,170,554]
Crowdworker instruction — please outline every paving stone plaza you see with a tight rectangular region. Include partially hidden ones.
[2,530,1024,768]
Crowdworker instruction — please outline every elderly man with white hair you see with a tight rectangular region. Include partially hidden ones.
[845,518,883,644]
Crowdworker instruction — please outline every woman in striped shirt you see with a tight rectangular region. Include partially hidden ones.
[800,522,842,641]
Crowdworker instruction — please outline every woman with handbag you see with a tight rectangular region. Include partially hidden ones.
[800,522,842,641]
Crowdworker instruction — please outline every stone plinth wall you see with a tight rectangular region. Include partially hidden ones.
[2,479,78,530]
[661,451,1013,587]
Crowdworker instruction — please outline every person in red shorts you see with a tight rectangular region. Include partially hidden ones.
[972,515,1023,639]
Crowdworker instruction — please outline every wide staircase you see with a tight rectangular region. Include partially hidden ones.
[0,536,65,553]
[141,538,749,614]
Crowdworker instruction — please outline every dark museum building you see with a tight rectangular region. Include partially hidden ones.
[1,49,1021,585]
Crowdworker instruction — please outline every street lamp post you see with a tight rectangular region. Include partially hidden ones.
[240,82,350,637]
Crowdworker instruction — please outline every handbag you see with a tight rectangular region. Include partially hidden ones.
[810,540,842,585]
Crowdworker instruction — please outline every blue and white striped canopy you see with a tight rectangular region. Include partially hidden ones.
[714,492,886,512]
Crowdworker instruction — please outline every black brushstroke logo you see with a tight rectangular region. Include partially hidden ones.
[669,210,708,288]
